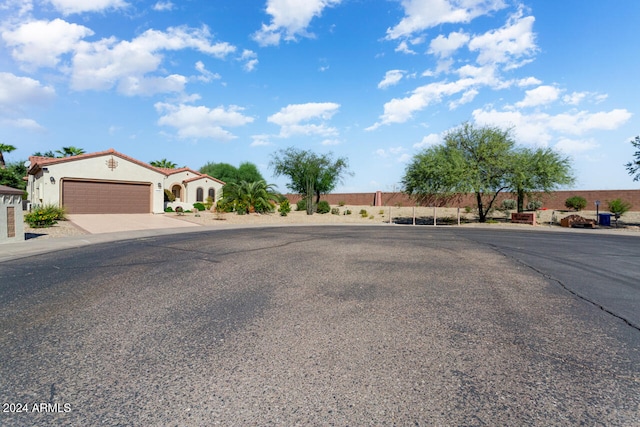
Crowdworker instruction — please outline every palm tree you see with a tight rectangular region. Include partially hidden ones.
[149,158,177,169]
[55,146,85,157]
[223,180,282,214]
[0,143,16,169]
[33,150,56,158]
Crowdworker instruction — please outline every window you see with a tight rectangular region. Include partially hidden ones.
[208,188,215,200]
[196,187,204,202]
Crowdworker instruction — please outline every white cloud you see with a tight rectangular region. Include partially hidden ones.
[194,61,221,83]
[155,102,254,141]
[0,72,55,106]
[413,133,441,149]
[386,0,507,40]
[378,70,405,89]
[554,138,599,154]
[47,0,128,15]
[268,102,340,137]
[70,26,235,94]
[2,19,93,69]
[428,31,470,58]
[253,0,342,46]
[321,139,341,146]
[251,134,272,147]
[1,117,45,131]
[239,49,258,72]
[153,1,173,11]
[395,40,417,54]
[472,107,633,147]
[448,88,478,109]
[517,76,541,87]
[468,9,537,67]
[118,74,187,96]
[368,78,475,129]
[375,146,409,162]
[515,85,560,108]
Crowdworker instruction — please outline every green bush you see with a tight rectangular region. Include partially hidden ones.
[565,196,587,211]
[527,200,543,211]
[316,200,331,214]
[343,209,352,215]
[278,199,291,216]
[164,206,174,212]
[500,199,517,211]
[359,209,368,218]
[296,199,307,211]
[24,204,65,228]
[338,201,345,207]
[204,196,214,210]
[193,202,206,211]
[608,198,632,219]
[331,207,340,215]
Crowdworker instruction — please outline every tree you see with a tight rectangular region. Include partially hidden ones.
[0,143,16,169]
[220,180,282,214]
[403,122,514,222]
[0,160,27,192]
[200,161,264,184]
[150,158,177,168]
[507,147,574,212]
[55,146,85,157]
[32,150,56,157]
[625,135,640,181]
[608,198,632,227]
[270,147,351,215]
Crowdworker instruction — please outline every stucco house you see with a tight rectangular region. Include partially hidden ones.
[27,149,224,214]
[0,185,25,243]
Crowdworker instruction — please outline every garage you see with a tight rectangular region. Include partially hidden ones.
[62,180,151,214]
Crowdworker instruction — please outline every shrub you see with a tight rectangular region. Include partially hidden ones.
[164,189,176,202]
[24,204,65,228]
[164,206,174,212]
[278,199,291,216]
[316,200,331,214]
[608,198,632,220]
[204,196,214,210]
[378,209,385,215]
[296,199,307,211]
[343,209,352,215]
[500,199,517,211]
[331,207,340,215]
[359,209,368,218]
[565,196,587,211]
[193,202,206,211]
[527,200,543,211]
[464,206,472,214]
[338,201,345,206]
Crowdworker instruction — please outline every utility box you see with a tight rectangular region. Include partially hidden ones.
[598,213,612,226]
[0,185,25,244]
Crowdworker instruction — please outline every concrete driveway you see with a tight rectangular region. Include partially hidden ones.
[67,213,199,234]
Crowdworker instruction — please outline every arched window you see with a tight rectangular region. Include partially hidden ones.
[208,188,215,200]
[196,187,204,202]
[171,184,182,201]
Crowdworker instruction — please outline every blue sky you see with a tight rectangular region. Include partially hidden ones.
[1,0,638,193]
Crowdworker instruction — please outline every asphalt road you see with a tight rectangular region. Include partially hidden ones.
[0,226,638,426]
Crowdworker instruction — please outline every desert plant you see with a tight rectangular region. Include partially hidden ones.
[608,198,632,227]
[359,209,368,218]
[164,189,176,202]
[565,196,587,211]
[278,199,291,216]
[296,199,307,211]
[204,196,214,210]
[338,201,345,206]
[378,209,385,215]
[331,207,340,215]
[24,204,66,228]
[500,199,517,211]
[464,206,472,214]
[316,200,331,214]
[164,206,174,212]
[526,200,543,211]
[369,215,375,219]
[193,202,206,211]
[343,209,352,215]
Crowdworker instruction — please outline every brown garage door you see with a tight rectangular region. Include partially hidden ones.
[62,180,151,214]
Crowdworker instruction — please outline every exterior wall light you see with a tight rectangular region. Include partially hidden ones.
[50,176,55,184]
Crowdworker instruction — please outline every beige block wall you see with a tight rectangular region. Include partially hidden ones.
[0,194,25,243]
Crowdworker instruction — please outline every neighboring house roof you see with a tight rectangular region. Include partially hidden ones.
[26,148,225,184]
[183,173,225,185]
[0,185,24,195]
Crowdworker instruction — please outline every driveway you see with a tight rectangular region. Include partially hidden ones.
[67,213,199,234]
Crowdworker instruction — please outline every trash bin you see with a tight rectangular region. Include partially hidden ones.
[598,213,611,226]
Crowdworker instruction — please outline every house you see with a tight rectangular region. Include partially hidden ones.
[0,184,25,243]
[27,149,224,214]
